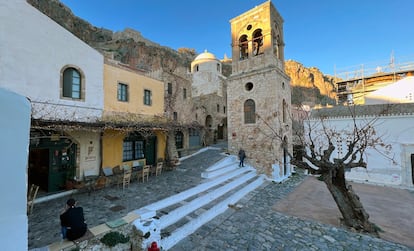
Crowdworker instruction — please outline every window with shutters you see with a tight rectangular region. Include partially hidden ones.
[117,83,128,102]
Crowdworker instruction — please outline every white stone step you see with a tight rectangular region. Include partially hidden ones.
[201,156,246,179]
[203,155,238,172]
[201,163,238,179]
[135,166,252,214]
[161,175,265,250]
[159,171,257,229]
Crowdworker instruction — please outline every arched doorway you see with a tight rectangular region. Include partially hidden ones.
[205,115,213,129]
[173,130,184,158]
[283,136,288,176]
[175,131,184,150]
[205,115,213,145]
[217,118,227,140]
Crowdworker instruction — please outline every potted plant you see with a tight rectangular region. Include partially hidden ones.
[100,231,130,250]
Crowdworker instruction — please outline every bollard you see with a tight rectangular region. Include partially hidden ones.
[148,241,160,251]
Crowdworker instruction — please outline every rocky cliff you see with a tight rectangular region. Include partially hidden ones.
[285,60,337,106]
[27,0,195,73]
[28,0,337,105]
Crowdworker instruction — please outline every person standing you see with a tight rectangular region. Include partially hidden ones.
[60,198,87,241]
[238,149,246,167]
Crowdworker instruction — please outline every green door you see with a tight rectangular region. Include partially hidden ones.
[145,136,157,165]
[48,144,76,192]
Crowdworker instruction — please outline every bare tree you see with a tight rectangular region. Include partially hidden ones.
[260,105,393,236]
[292,106,396,236]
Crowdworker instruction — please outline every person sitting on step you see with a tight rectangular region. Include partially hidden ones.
[60,198,87,241]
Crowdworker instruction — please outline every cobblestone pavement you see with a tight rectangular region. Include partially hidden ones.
[29,142,413,250]
[173,172,413,251]
[28,145,227,249]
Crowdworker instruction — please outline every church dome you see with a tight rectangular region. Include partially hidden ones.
[191,49,222,74]
[194,50,217,61]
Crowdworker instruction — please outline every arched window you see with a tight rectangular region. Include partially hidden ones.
[205,115,213,128]
[273,23,283,60]
[244,99,256,124]
[62,67,81,99]
[239,35,248,60]
[252,29,263,56]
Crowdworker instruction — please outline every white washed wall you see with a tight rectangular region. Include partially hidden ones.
[67,130,101,178]
[192,59,224,97]
[308,115,414,187]
[0,88,31,250]
[0,0,104,122]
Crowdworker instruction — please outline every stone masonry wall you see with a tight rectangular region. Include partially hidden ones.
[228,67,291,176]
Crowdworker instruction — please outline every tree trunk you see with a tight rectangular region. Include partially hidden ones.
[323,166,379,236]
[166,131,178,162]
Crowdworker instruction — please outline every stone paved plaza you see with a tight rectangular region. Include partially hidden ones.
[29,142,413,250]
[173,173,413,251]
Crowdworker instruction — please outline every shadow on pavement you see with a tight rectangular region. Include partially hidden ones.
[273,176,414,248]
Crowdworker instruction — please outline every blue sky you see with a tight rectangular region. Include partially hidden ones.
[60,0,414,76]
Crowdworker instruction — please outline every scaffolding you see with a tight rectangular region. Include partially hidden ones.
[335,54,414,105]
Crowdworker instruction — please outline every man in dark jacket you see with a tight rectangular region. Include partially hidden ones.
[60,198,87,241]
[238,149,246,167]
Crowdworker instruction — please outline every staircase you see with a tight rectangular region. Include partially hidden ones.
[134,155,265,250]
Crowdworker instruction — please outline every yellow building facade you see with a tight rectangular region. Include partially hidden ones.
[102,60,167,168]
[104,61,164,115]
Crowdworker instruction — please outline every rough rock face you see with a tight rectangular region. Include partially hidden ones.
[27,0,113,43]
[27,0,195,73]
[97,37,193,73]
[285,60,338,105]
[28,0,337,105]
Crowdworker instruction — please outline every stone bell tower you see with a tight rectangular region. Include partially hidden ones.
[227,1,292,181]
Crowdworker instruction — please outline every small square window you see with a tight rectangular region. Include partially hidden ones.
[117,83,128,102]
[144,89,152,106]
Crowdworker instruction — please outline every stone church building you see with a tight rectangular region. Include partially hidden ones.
[227,1,293,181]
[191,50,228,146]
[21,0,294,182]
[184,1,293,181]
